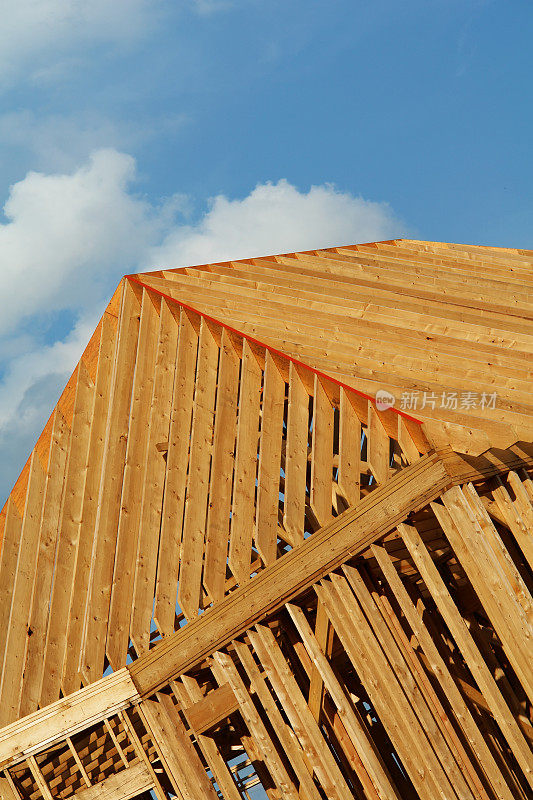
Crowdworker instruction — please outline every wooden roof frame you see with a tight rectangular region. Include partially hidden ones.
[0,239,532,800]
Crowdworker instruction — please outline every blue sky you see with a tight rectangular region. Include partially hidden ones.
[0,0,532,501]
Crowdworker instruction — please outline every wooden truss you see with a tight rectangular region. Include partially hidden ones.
[0,240,532,799]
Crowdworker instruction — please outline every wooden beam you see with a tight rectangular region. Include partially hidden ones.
[438,485,533,703]
[103,719,129,769]
[0,669,139,768]
[73,761,153,800]
[233,639,323,800]
[154,307,198,637]
[212,650,300,800]
[249,624,353,800]
[491,476,533,572]
[118,710,167,800]
[0,501,22,694]
[184,682,239,734]
[283,361,308,543]
[399,522,533,791]
[62,310,119,696]
[178,317,219,621]
[439,447,533,485]
[138,693,219,800]
[27,756,54,800]
[66,736,91,787]
[255,350,285,566]
[338,387,361,505]
[107,288,160,669]
[128,451,452,696]
[130,297,180,654]
[0,452,46,726]
[310,374,334,526]
[176,676,243,800]
[204,327,240,603]
[40,360,95,707]
[228,338,262,584]
[343,564,481,800]
[0,773,21,799]
[19,410,69,718]
[81,279,142,685]
[306,599,330,723]
[286,602,401,800]
[367,406,390,485]
[316,576,447,800]
[370,543,517,800]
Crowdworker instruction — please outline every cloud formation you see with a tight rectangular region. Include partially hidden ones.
[0,0,245,85]
[0,148,405,500]
[0,0,159,83]
[0,110,189,174]
[0,147,404,338]
[0,149,157,337]
[152,179,403,267]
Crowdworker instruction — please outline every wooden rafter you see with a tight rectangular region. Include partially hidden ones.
[0,239,532,800]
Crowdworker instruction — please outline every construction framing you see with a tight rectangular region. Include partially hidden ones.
[0,239,532,800]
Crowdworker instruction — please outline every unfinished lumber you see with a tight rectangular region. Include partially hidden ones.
[73,760,153,800]
[81,280,142,685]
[178,317,219,621]
[228,338,262,584]
[62,309,119,695]
[154,306,198,637]
[129,452,451,695]
[255,350,285,565]
[0,238,532,800]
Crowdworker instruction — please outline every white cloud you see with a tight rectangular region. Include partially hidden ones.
[0,108,189,185]
[0,149,158,337]
[0,111,134,172]
[0,0,160,83]
[0,147,405,501]
[0,0,242,84]
[0,317,95,429]
[0,317,96,499]
[0,148,404,339]
[151,179,404,267]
